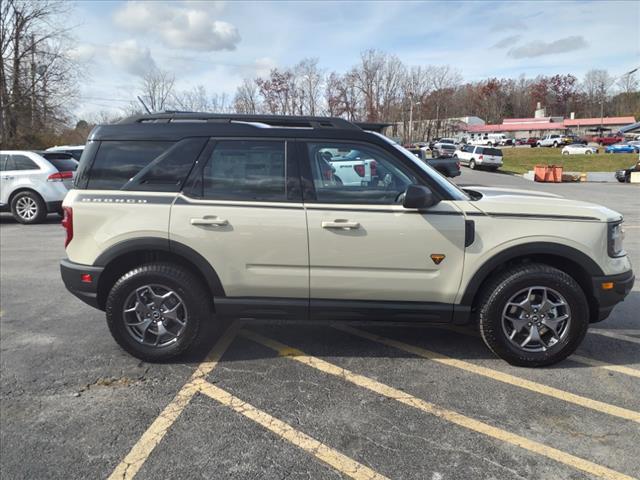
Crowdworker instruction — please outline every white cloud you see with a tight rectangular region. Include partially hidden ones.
[108,39,157,77]
[113,1,240,51]
[491,20,529,32]
[507,36,588,59]
[67,44,96,62]
[230,57,277,78]
[491,35,522,49]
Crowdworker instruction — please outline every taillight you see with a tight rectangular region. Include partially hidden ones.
[370,160,377,178]
[61,207,73,247]
[354,164,365,177]
[478,155,484,160]
[48,171,73,182]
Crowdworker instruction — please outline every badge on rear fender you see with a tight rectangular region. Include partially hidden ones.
[431,254,446,265]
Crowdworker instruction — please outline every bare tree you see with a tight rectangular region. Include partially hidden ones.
[582,69,614,117]
[139,67,175,112]
[233,77,260,114]
[1,0,81,147]
[294,58,323,116]
[172,85,210,112]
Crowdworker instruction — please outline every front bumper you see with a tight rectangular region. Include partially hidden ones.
[591,270,635,322]
[60,258,104,310]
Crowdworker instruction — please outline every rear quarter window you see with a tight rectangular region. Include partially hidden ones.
[86,139,206,191]
[10,155,39,171]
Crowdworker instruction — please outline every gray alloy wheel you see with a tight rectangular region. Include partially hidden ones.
[11,191,46,224]
[122,284,188,347]
[15,196,39,221]
[469,159,476,170]
[501,286,571,353]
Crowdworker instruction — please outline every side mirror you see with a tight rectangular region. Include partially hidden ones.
[403,184,438,209]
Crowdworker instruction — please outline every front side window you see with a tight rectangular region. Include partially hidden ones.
[11,155,39,171]
[201,140,286,201]
[306,142,416,205]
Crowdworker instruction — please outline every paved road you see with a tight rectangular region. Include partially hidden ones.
[1,172,638,480]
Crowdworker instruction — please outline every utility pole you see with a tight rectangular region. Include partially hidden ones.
[30,34,35,128]
[408,92,414,145]
[407,92,420,145]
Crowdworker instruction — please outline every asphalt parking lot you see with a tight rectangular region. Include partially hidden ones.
[1,169,639,480]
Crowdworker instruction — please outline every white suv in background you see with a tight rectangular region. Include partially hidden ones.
[46,145,84,161]
[454,145,503,170]
[0,150,77,224]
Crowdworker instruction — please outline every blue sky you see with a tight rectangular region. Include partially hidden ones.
[70,0,640,119]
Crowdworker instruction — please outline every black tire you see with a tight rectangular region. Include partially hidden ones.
[10,190,47,224]
[106,263,210,362]
[625,174,631,183]
[477,263,589,367]
[469,159,476,170]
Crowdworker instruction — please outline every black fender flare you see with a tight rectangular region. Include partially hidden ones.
[94,237,225,297]
[460,242,604,306]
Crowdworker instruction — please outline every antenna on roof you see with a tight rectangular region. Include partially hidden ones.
[137,96,151,114]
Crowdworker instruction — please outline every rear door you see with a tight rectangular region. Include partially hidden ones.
[170,139,309,318]
[302,140,466,320]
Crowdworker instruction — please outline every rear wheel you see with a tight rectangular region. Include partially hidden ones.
[477,263,588,367]
[106,263,210,361]
[585,150,592,155]
[469,159,476,170]
[562,151,569,155]
[10,191,47,224]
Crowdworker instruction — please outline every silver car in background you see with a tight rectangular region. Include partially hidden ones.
[0,150,78,224]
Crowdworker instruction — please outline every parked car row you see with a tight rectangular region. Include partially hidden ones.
[0,146,83,224]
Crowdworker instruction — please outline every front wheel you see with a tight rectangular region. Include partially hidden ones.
[477,263,588,367]
[105,263,210,361]
[585,150,592,155]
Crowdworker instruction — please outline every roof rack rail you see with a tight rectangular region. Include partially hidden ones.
[118,112,361,130]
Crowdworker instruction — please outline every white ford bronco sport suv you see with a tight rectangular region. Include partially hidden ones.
[60,113,634,367]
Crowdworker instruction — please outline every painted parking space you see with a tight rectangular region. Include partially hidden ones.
[108,321,640,480]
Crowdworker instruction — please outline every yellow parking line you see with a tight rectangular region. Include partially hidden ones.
[335,325,640,423]
[570,355,640,378]
[589,329,640,345]
[107,321,241,480]
[433,323,640,378]
[240,329,636,480]
[198,381,389,480]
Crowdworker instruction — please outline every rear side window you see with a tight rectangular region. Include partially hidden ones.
[10,155,39,170]
[201,140,286,201]
[86,140,205,191]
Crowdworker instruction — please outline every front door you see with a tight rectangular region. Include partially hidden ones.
[170,139,309,319]
[302,141,466,321]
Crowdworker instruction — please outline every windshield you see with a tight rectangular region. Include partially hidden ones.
[367,131,469,200]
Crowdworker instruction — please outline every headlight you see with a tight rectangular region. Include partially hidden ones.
[608,221,626,257]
